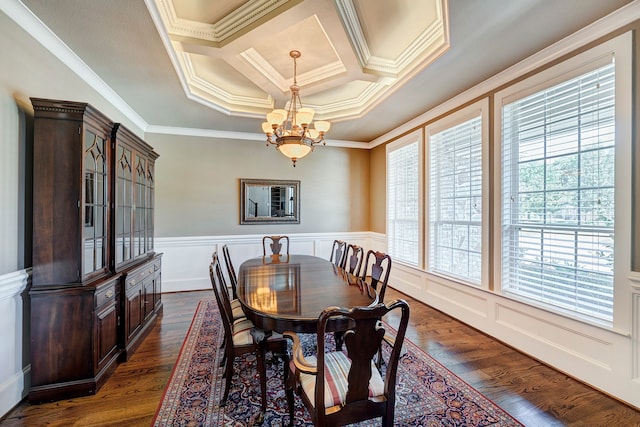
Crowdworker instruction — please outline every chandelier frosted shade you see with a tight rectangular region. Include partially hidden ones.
[262,50,329,167]
[278,136,313,159]
[295,107,314,126]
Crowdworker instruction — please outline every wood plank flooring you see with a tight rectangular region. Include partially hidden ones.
[2,287,640,426]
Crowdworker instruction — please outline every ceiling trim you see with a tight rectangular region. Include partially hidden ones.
[241,48,347,94]
[145,125,370,148]
[156,0,302,47]
[364,17,447,76]
[335,0,448,77]
[369,0,640,149]
[2,0,148,134]
[181,53,275,111]
[309,80,390,118]
[334,0,369,69]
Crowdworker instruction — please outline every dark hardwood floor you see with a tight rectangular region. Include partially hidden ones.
[2,287,640,426]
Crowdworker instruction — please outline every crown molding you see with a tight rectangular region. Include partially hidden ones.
[155,0,299,46]
[3,0,148,132]
[144,125,368,148]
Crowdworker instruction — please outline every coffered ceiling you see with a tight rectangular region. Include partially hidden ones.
[151,0,448,121]
[11,0,635,144]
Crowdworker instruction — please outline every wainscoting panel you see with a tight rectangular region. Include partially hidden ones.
[495,303,613,369]
[631,273,640,380]
[154,237,221,292]
[425,277,489,318]
[0,269,30,419]
[389,265,423,296]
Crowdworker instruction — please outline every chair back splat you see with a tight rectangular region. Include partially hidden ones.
[263,235,290,256]
[341,243,364,276]
[361,250,392,303]
[329,239,347,267]
[285,300,410,427]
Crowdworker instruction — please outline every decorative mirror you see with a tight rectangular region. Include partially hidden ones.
[240,179,300,224]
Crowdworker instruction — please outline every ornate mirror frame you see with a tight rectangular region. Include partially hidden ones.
[240,179,300,224]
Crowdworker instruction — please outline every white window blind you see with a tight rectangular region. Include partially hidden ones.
[502,61,615,321]
[429,116,482,284]
[387,141,419,266]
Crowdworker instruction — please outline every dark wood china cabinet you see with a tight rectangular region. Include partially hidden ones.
[111,123,161,359]
[29,98,162,403]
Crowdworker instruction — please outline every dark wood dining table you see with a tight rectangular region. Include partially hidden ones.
[237,254,378,334]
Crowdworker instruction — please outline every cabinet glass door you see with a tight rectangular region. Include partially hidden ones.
[115,145,133,266]
[134,155,147,258]
[146,162,155,252]
[83,130,108,276]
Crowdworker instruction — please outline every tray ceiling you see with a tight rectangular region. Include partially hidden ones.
[150,0,449,121]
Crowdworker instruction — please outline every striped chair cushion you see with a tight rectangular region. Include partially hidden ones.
[298,351,384,409]
[231,318,254,346]
[230,299,245,320]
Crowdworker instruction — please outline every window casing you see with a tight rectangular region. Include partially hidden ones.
[427,110,485,285]
[496,33,632,325]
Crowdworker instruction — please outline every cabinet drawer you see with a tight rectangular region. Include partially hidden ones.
[95,282,117,308]
[126,264,155,289]
[153,258,161,271]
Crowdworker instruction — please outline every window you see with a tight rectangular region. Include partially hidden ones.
[387,132,422,266]
[428,113,483,285]
[498,34,631,323]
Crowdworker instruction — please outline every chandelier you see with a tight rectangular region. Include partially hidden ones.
[262,50,330,167]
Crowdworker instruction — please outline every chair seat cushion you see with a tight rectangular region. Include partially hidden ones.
[230,298,245,320]
[231,318,254,346]
[298,351,384,409]
[232,318,283,347]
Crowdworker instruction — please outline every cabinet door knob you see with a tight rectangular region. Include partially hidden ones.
[105,290,114,299]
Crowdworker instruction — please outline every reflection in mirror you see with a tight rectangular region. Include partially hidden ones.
[240,179,300,224]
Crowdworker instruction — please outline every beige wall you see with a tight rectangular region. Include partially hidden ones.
[0,89,21,275]
[369,143,386,234]
[147,133,371,237]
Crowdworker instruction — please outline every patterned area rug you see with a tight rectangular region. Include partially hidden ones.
[153,300,522,426]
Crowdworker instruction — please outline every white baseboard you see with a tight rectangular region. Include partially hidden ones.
[0,367,29,418]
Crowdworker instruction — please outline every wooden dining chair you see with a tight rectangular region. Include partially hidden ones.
[263,235,290,256]
[221,244,238,300]
[209,254,287,416]
[212,252,244,321]
[329,239,347,267]
[341,243,364,276]
[284,299,410,427]
[360,250,394,367]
